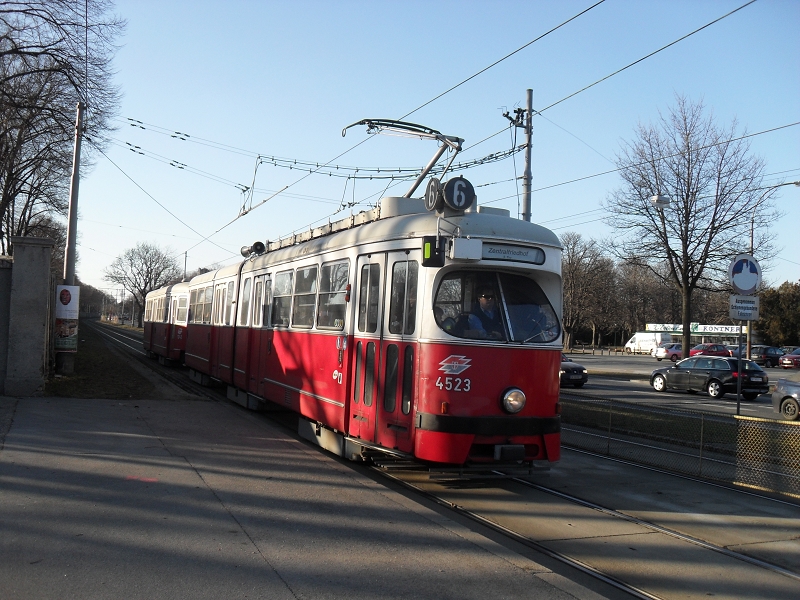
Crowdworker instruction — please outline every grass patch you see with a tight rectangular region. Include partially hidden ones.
[45,320,156,399]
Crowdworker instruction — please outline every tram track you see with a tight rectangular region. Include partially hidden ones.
[369,461,800,600]
[373,466,664,600]
[89,319,800,600]
[84,320,219,401]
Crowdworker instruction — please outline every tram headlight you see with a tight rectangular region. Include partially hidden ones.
[501,388,526,414]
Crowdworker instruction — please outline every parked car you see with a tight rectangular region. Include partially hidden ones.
[650,357,769,400]
[689,343,729,357]
[779,347,800,369]
[772,372,800,420]
[655,343,682,362]
[749,346,785,368]
[650,341,672,356]
[560,354,588,388]
[726,344,746,357]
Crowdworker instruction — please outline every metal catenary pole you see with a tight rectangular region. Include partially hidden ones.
[63,102,85,285]
[521,89,533,222]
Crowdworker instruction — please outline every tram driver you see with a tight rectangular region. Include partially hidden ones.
[467,285,505,340]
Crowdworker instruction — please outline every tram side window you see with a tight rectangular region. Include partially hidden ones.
[292,266,318,328]
[203,286,213,324]
[317,261,349,330]
[357,263,380,333]
[271,271,293,327]
[389,259,418,335]
[145,300,151,322]
[239,278,251,326]
[215,284,227,325]
[176,297,188,323]
[225,281,235,325]
[252,278,263,327]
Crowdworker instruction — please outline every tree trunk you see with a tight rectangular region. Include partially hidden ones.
[682,287,692,359]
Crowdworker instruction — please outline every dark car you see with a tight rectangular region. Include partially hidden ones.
[779,347,800,369]
[749,346,784,368]
[650,357,768,400]
[772,371,800,420]
[560,354,588,388]
[689,343,729,357]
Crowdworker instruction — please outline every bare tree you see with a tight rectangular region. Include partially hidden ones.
[603,96,779,358]
[561,232,610,349]
[1,1,123,259]
[104,243,182,327]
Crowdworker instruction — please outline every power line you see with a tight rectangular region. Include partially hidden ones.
[481,121,800,206]
[111,1,608,195]
[87,140,239,258]
[461,0,761,155]
[397,0,607,120]
[539,0,757,114]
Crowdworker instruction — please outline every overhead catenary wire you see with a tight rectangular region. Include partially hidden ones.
[396,0,608,121]
[461,0,761,156]
[87,140,239,258]
[481,121,800,206]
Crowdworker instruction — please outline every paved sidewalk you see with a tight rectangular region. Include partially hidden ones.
[0,396,602,600]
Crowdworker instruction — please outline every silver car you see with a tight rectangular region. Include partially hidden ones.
[772,371,800,421]
[655,343,682,362]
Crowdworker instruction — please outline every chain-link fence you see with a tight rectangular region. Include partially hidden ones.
[560,396,800,499]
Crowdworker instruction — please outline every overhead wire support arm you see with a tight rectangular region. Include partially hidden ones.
[342,118,464,199]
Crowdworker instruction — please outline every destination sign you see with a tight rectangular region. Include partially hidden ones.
[482,243,544,265]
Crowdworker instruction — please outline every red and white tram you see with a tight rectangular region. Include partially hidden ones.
[143,282,190,364]
[145,178,563,468]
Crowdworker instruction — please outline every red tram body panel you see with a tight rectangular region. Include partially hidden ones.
[144,192,564,468]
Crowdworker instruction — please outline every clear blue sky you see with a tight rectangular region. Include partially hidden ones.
[77,0,800,297]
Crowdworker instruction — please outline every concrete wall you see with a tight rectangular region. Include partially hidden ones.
[2,237,54,396]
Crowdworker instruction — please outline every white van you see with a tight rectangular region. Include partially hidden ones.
[624,332,672,355]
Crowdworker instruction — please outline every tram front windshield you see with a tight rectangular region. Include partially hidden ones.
[433,270,560,343]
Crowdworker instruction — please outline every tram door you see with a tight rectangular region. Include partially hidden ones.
[349,250,420,453]
[376,250,419,453]
[248,275,271,397]
[349,254,384,442]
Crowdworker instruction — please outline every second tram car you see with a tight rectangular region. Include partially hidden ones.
[145,180,564,468]
[143,282,190,364]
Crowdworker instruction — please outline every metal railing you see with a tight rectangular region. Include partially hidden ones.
[560,396,800,499]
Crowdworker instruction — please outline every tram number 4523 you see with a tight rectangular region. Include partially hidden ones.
[435,377,471,392]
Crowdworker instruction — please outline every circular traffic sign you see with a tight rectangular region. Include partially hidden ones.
[728,254,761,295]
[442,176,475,211]
[424,177,443,212]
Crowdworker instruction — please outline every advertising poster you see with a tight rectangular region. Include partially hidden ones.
[55,285,80,352]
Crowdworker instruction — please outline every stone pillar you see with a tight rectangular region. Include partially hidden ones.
[4,237,54,396]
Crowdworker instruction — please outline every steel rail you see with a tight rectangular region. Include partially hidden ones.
[374,467,664,600]
[508,473,800,583]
